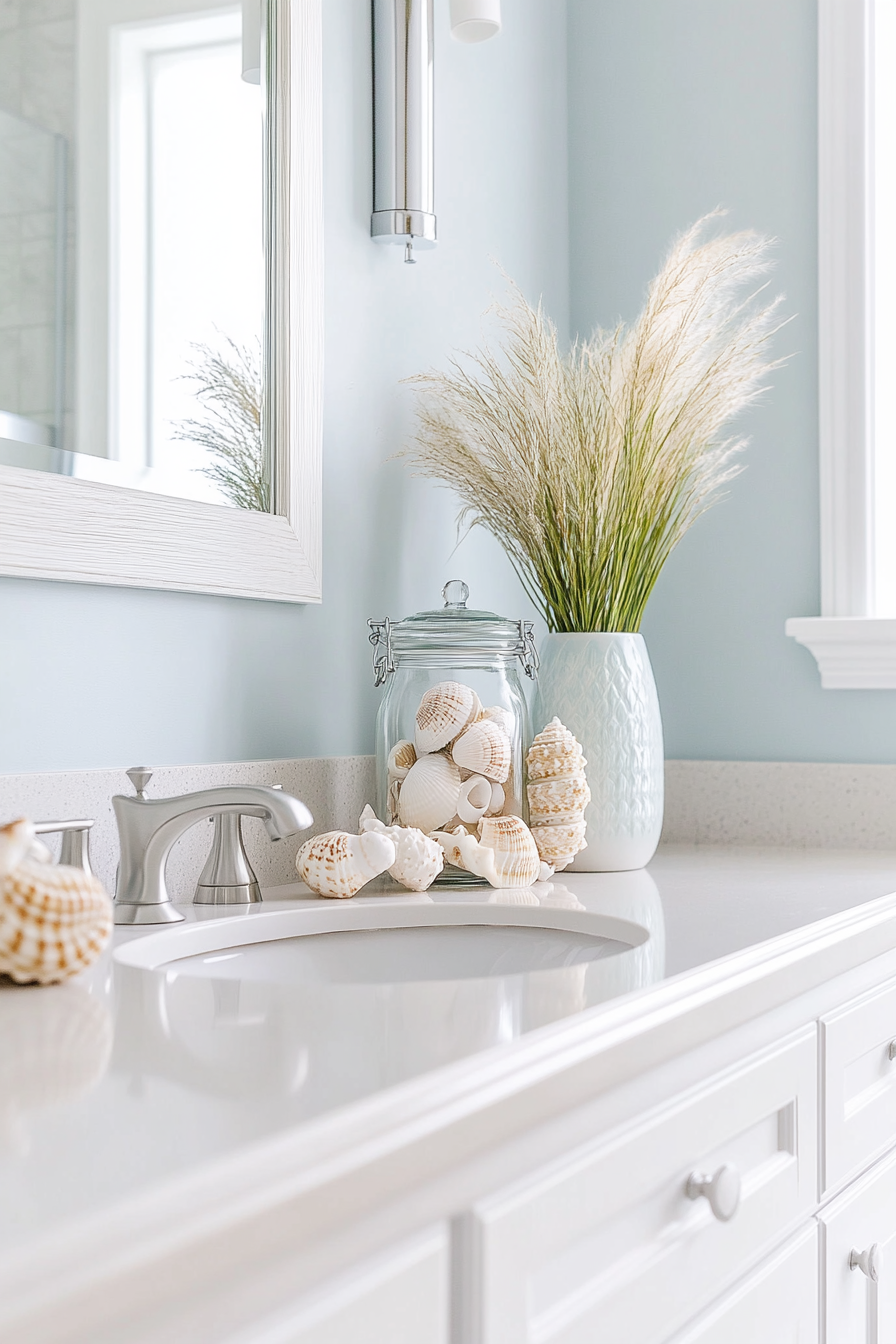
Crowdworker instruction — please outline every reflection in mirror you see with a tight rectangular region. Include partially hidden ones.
[0,0,268,510]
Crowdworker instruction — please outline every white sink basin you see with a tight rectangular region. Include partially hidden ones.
[112,892,655,1116]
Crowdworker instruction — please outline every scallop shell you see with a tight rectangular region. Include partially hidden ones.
[415,682,481,754]
[477,814,542,887]
[398,753,462,832]
[452,718,511,783]
[477,705,514,737]
[296,829,395,899]
[0,819,113,985]
[456,774,492,824]
[358,805,443,892]
[387,740,417,782]
[526,718,590,872]
[431,814,542,889]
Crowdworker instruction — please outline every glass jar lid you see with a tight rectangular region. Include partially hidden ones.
[368,581,538,685]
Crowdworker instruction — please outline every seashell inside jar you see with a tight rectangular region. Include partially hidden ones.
[370,582,538,885]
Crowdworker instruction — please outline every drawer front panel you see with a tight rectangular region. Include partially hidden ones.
[222,1227,449,1344]
[821,1146,896,1344]
[669,1226,818,1344]
[823,974,896,1190]
[462,1027,817,1344]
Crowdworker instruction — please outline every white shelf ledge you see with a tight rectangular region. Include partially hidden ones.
[786,617,896,688]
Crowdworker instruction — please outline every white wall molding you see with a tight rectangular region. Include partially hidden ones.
[816,0,873,618]
[786,616,896,687]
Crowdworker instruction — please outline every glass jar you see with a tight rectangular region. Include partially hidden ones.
[368,581,538,885]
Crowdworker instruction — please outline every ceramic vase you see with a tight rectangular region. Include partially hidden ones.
[533,633,664,872]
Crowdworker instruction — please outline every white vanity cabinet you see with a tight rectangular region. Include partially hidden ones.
[820,1141,896,1343]
[459,1028,817,1344]
[221,1228,450,1344]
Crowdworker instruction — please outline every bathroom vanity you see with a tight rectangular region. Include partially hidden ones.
[4,845,896,1343]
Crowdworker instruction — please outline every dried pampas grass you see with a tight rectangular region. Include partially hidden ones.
[405,212,788,632]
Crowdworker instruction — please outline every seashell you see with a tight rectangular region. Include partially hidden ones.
[387,778,402,825]
[452,718,511,783]
[477,814,543,887]
[526,821,587,870]
[456,774,493,824]
[526,718,591,872]
[431,814,542,889]
[398,753,462,832]
[527,775,591,826]
[477,704,514,737]
[486,782,505,816]
[296,829,395,899]
[387,739,417,782]
[0,819,113,985]
[358,805,443,891]
[415,681,481,754]
[526,716,586,781]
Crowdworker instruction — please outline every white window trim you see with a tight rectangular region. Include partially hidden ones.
[0,0,322,604]
[786,0,896,685]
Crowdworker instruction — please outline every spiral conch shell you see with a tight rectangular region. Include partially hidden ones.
[432,814,550,889]
[296,829,395,899]
[359,805,443,891]
[0,819,113,985]
[526,718,591,872]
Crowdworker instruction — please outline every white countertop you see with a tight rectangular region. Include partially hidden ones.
[4,843,896,1270]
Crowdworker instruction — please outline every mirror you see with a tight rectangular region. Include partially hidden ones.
[0,0,322,602]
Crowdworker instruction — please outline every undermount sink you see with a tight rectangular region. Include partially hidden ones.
[112,892,655,1118]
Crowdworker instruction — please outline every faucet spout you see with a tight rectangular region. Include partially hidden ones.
[112,781,313,924]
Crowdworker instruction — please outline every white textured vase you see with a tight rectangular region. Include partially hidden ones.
[533,633,664,872]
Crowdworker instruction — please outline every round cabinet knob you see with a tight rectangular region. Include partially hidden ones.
[849,1243,881,1281]
[686,1163,742,1222]
[887,1040,896,1062]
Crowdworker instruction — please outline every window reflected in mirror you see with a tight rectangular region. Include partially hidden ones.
[0,0,268,511]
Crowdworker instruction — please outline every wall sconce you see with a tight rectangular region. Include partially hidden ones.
[372,0,501,264]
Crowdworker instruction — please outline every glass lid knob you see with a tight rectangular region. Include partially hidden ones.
[442,579,469,609]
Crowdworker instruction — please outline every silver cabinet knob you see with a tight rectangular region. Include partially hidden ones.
[887,1040,896,1061]
[850,1244,881,1281]
[686,1164,742,1222]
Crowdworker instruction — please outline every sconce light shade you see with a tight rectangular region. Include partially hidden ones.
[450,0,501,43]
[241,0,261,84]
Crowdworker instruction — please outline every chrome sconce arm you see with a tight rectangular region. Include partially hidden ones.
[371,0,501,264]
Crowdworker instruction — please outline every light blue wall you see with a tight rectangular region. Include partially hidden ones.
[0,0,567,773]
[6,0,893,775]
[568,0,896,763]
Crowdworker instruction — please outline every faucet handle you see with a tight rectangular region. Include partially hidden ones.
[126,766,154,799]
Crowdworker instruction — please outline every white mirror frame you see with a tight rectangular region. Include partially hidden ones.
[0,0,322,604]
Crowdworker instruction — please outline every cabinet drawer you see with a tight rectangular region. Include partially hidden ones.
[460,1027,817,1344]
[221,1227,449,1344]
[820,1146,896,1344]
[822,974,896,1191]
[668,1226,818,1343]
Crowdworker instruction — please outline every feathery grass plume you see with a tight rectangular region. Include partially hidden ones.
[174,337,269,512]
[405,213,787,632]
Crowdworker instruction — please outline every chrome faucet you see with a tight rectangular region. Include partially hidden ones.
[112,767,313,925]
